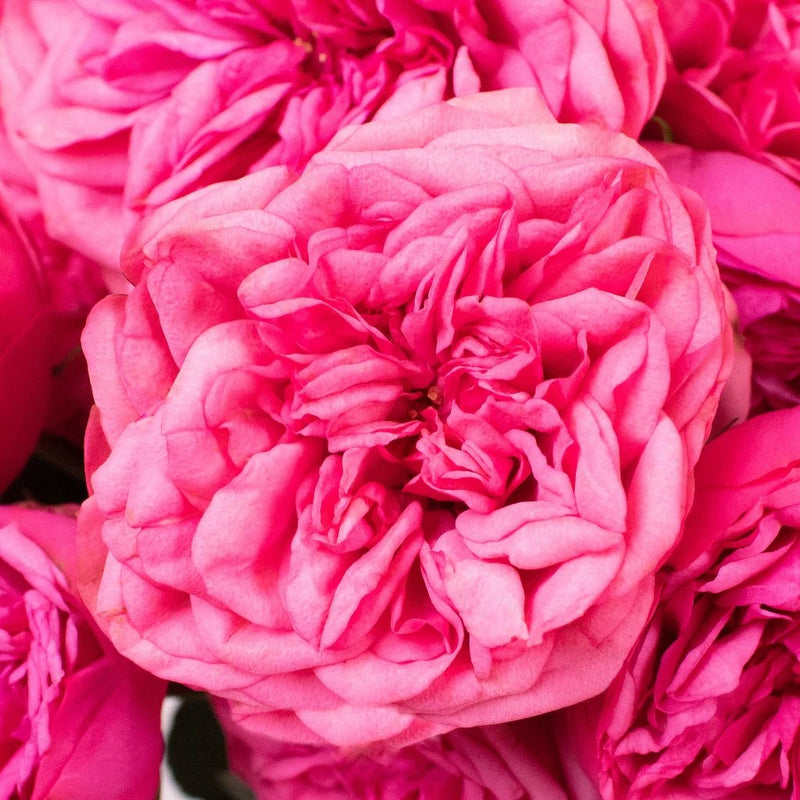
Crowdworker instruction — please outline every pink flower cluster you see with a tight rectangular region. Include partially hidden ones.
[0,0,665,270]
[0,0,799,797]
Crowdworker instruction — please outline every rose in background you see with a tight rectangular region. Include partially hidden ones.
[0,504,165,800]
[558,406,800,799]
[0,127,108,449]
[654,0,800,182]
[78,89,731,749]
[0,0,665,271]
[216,700,570,800]
[649,143,800,414]
[0,186,50,492]
[711,285,752,434]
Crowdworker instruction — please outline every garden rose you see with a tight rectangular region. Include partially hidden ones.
[79,89,732,748]
[0,185,50,492]
[0,126,108,446]
[650,142,800,413]
[0,0,665,269]
[655,0,800,183]
[558,406,800,799]
[217,701,570,800]
[711,284,752,434]
[0,505,165,800]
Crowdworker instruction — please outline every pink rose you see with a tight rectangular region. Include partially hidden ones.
[0,126,108,447]
[0,504,165,800]
[0,186,50,491]
[217,700,570,800]
[0,0,665,270]
[558,407,800,799]
[649,143,800,413]
[79,89,731,748]
[711,284,752,433]
[655,0,800,183]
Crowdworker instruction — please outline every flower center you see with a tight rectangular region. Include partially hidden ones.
[293,31,333,70]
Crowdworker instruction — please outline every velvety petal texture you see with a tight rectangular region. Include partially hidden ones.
[0,0,666,269]
[655,0,800,183]
[650,143,800,414]
[559,406,800,799]
[79,89,732,748]
[0,505,165,800]
[0,186,50,492]
[217,699,570,800]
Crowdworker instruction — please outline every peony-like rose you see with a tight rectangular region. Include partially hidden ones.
[216,699,570,800]
[649,142,800,414]
[79,89,732,748]
[711,284,752,434]
[654,0,800,183]
[0,0,665,269]
[0,125,108,447]
[558,406,800,800]
[0,504,165,800]
[0,184,50,492]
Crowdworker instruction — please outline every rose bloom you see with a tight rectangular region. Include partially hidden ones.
[216,700,570,800]
[0,505,165,800]
[655,0,800,183]
[78,89,732,748]
[0,126,108,447]
[649,142,800,414]
[711,285,752,434]
[0,0,665,270]
[0,185,50,492]
[558,406,800,800]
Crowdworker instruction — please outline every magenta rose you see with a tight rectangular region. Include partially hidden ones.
[78,90,731,748]
[655,0,800,183]
[0,0,665,269]
[0,185,50,492]
[649,142,800,413]
[710,284,752,434]
[0,126,108,447]
[0,504,165,800]
[558,406,800,799]
[217,700,570,800]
